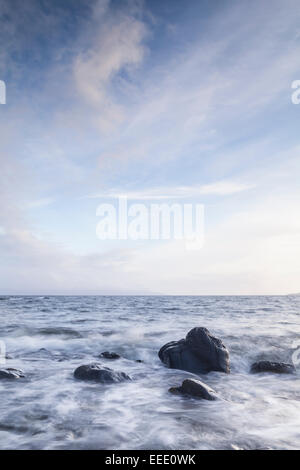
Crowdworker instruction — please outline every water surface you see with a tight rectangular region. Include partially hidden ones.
[0,295,299,450]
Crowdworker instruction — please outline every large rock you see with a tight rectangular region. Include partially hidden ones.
[158,327,230,374]
[74,363,131,383]
[250,361,295,374]
[169,378,218,400]
[0,368,25,380]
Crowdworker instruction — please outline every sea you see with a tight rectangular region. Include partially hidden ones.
[0,295,299,450]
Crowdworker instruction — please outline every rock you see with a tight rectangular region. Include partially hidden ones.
[74,363,131,383]
[250,361,295,374]
[158,327,230,374]
[169,378,218,400]
[0,368,25,380]
[99,351,120,360]
[37,327,82,338]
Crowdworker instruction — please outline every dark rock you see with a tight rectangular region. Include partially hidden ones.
[74,363,131,383]
[37,327,82,338]
[135,359,143,363]
[0,368,25,380]
[250,361,295,374]
[99,351,120,360]
[159,327,230,374]
[169,378,218,400]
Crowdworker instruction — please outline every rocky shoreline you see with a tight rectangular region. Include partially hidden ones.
[0,326,296,402]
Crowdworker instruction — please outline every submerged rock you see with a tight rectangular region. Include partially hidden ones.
[36,327,82,338]
[74,363,131,383]
[159,327,230,374]
[169,378,218,401]
[99,351,120,360]
[250,361,295,374]
[0,368,25,380]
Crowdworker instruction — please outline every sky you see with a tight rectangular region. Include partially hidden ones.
[0,0,300,295]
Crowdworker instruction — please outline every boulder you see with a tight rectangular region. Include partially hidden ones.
[250,361,295,374]
[0,368,25,380]
[169,378,218,400]
[99,351,120,360]
[74,363,131,383]
[159,327,230,374]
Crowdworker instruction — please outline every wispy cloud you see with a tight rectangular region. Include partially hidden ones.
[84,181,254,200]
[26,198,56,209]
[73,2,148,132]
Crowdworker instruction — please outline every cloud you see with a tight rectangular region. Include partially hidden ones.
[1,0,300,294]
[0,227,153,295]
[121,194,300,295]
[74,0,300,180]
[0,167,299,296]
[73,3,148,131]
[84,180,254,200]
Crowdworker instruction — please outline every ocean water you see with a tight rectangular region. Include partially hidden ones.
[0,295,299,450]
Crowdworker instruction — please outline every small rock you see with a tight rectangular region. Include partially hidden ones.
[0,368,25,380]
[74,363,131,383]
[159,327,230,374]
[251,361,295,374]
[99,351,120,360]
[169,378,218,400]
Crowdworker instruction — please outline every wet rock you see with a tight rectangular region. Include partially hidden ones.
[159,327,230,374]
[250,361,295,374]
[169,378,218,400]
[36,327,82,338]
[0,368,25,380]
[74,363,131,383]
[135,359,143,363]
[99,351,120,360]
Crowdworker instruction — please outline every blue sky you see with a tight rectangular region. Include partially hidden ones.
[0,0,300,294]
